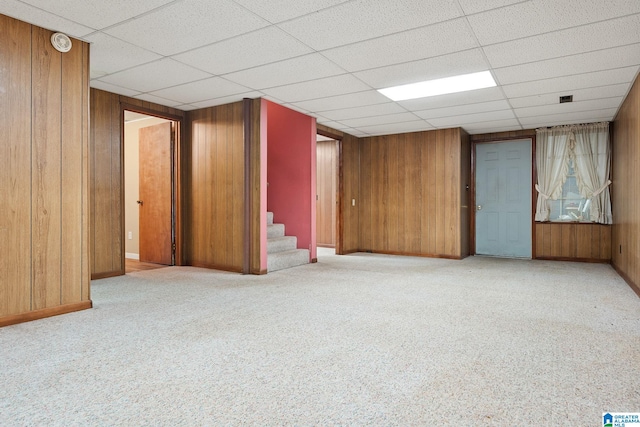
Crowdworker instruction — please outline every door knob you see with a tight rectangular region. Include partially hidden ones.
[477,205,482,211]
[137,200,143,205]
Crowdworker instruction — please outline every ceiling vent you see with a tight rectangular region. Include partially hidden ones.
[559,95,573,104]
[51,32,72,53]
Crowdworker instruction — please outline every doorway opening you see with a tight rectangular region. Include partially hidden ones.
[316,132,341,257]
[124,110,177,273]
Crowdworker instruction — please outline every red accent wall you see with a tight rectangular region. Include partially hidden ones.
[264,100,316,259]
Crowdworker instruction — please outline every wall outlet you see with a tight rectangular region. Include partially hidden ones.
[352,199,356,206]
[128,231,133,240]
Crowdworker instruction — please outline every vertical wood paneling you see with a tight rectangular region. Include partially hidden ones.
[316,140,337,247]
[612,73,640,292]
[535,223,610,261]
[459,129,471,257]
[0,15,32,316]
[340,134,360,254]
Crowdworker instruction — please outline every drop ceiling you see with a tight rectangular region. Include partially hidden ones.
[3,0,639,137]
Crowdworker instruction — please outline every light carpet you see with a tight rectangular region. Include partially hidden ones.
[1,249,639,426]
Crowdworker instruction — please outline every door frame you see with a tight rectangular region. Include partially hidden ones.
[121,103,184,267]
[470,134,537,256]
[316,127,343,254]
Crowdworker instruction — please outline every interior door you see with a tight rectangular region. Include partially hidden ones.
[139,122,173,265]
[476,139,532,258]
[316,140,338,247]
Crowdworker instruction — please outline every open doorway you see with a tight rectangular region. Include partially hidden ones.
[316,134,339,255]
[124,111,176,273]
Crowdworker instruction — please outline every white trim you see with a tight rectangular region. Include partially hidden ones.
[125,252,140,260]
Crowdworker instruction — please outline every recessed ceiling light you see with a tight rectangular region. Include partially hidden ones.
[378,71,497,102]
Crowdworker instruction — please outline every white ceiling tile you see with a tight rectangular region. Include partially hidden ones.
[484,15,640,68]
[502,67,640,98]
[105,0,269,56]
[133,93,184,108]
[428,109,516,127]
[398,87,506,111]
[414,100,512,120]
[0,0,94,37]
[90,80,141,97]
[353,49,489,89]
[189,92,263,109]
[493,44,640,85]
[319,103,407,121]
[318,121,352,131]
[518,108,618,127]
[509,84,631,109]
[292,91,390,113]
[149,77,252,104]
[175,104,200,111]
[514,97,623,118]
[98,58,211,93]
[463,120,523,134]
[232,0,351,23]
[339,112,421,128]
[347,129,372,137]
[260,74,371,103]
[357,120,435,136]
[223,54,345,90]
[172,27,312,75]
[19,0,175,30]
[468,0,640,45]
[85,32,162,76]
[322,19,478,72]
[457,0,526,15]
[278,0,462,50]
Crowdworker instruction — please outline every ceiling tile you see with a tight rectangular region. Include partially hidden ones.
[278,0,462,50]
[189,91,263,109]
[0,0,94,37]
[501,66,640,98]
[339,112,421,128]
[292,91,390,113]
[462,119,522,134]
[98,58,211,93]
[149,77,252,104]
[414,100,512,120]
[509,84,631,108]
[398,87,506,111]
[223,54,345,90]
[357,120,435,136]
[514,97,623,118]
[90,80,141,98]
[85,32,162,76]
[518,108,618,127]
[260,74,371,103]
[19,0,175,30]
[105,0,269,56]
[172,27,312,75]
[428,109,515,127]
[457,0,526,15]
[175,104,200,111]
[493,44,640,85]
[322,19,478,72]
[318,120,352,131]
[320,103,407,121]
[353,49,490,89]
[133,93,184,108]
[232,0,351,23]
[484,14,640,68]
[468,0,640,45]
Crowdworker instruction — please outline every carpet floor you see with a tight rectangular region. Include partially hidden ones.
[1,249,639,426]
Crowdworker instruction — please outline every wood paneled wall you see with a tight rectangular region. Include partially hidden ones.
[90,89,185,279]
[359,128,469,259]
[612,74,640,294]
[0,14,90,325]
[316,140,338,247]
[535,223,611,262]
[340,134,361,254]
[184,102,245,272]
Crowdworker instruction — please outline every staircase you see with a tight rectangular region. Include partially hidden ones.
[267,211,310,272]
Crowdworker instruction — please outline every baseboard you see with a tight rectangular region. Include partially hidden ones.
[0,300,93,328]
[189,261,243,273]
[91,270,124,280]
[311,258,318,263]
[125,253,140,260]
[358,249,463,260]
[337,249,359,255]
[612,262,640,299]
[535,256,610,264]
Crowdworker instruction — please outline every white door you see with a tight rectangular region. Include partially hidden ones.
[476,140,532,258]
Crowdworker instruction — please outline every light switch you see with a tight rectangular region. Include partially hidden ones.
[128,231,133,240]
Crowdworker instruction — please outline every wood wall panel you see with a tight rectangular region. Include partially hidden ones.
[535,223,611,261]
[185,102,245,271]
[612,73,640,294]
[359,128,468,258]
[0,14,90,324]
[316,140,337,247]
[340,134,360,254]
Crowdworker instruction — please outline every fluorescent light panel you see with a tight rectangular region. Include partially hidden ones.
[378,71,497,101]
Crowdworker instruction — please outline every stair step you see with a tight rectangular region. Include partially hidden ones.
[267,249,310,272]
[267,223,285,238]
[267,236,297,254]
[267,211,274,225]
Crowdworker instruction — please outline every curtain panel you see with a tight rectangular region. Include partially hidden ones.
[534,128,571,221]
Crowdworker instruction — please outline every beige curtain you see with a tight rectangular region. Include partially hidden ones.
[535,127,571,221]
[572,122,612,224]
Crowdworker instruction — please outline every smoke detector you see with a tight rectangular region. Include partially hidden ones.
[51,32,72,53]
